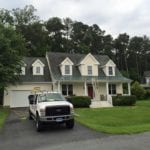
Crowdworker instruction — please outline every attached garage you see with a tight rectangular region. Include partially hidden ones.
[3,57,52,107]
[10,90,31,108]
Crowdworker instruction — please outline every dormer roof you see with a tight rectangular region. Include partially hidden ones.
[78,53,100,65]
[32,59,45,67]
[105,59,116,67]
[60,57,74,66]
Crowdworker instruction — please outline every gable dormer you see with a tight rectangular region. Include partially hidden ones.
[32,59,45,75]
[60,57,74,76]
[78,53,100,76]
[103,59,116,76]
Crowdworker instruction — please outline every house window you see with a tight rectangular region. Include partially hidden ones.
[109,84,116,95]
[65,65,70,75]
[88,66,92,75]
[62,84,73,96]
[36,67,41,74]
[108,66,113,75]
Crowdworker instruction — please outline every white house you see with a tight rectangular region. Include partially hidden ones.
[3,52,132,108]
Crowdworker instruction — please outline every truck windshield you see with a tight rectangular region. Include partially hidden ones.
[39,93,66,102]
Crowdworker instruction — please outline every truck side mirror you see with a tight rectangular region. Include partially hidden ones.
[28,95,34,104]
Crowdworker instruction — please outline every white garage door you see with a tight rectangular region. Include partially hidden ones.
[10,91,30,108]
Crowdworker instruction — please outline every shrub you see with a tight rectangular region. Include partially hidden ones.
[66,96,91,108]
[112,95,137,106]
[131,81,145,100]
[144,89,150,99]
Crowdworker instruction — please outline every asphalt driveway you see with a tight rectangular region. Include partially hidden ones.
[0,109,107,150]
[0,109,150,150]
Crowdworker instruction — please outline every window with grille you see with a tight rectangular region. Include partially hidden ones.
[65,65,70,75]
[108,66,113,75]
[109,84,116,95]
[88,66,92,75]
[62,84,73,96]
[36,66,41,74]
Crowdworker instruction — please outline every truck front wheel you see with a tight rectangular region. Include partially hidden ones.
[66,119,74,129]
[36,114,42,132]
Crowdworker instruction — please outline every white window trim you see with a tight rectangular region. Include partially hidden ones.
[36,66,41,74]
[65,65,71,75]
[20,67,26,75]
[33,66,44,75]
[60,57,73,76]
[62,84,73,96]
[32,59,45,75]
[87,65,93,76]
[107,66,115,76]
[108,66,114,76]
[108,84,116,95]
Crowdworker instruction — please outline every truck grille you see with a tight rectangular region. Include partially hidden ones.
[45,106,70,116]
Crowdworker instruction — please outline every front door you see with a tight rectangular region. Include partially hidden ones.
[87,84,93,99]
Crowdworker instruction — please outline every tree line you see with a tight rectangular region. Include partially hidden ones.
[1,5,150,82]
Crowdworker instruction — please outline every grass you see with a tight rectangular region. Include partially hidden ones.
[0,108,9,129]
[75,100,150,134]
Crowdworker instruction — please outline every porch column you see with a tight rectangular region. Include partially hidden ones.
[106,82,109,95]
[57,81,61,93]
[84,81,87,96]
[128,82,131,95]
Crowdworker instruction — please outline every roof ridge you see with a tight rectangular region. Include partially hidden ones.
[47,51,109,57]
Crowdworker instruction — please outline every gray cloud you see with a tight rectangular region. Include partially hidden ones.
[0,0,150,37]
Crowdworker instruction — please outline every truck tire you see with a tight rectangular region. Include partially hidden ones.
[29,110,33,120]
[66,119,74,129]
[36,114,42,132]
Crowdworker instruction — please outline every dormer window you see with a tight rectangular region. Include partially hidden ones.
[108,66,115,76]
[65,65,70,75]
[32,59,45,75]
[88,66,92,75]
[21,67,26,75]
[36,66,41,74]
[108,66,113,75]
[60,57,74,76]
[78,53,99,76]
[103,60,116,76]
[19,62,27,75]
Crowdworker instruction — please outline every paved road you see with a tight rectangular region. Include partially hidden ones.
[0,109,150,150]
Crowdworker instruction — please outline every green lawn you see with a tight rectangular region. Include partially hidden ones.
[75,100,150,134]
[0,108,9,129]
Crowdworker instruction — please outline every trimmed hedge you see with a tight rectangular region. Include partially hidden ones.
[66,96,91,108]
[112,95,137,106]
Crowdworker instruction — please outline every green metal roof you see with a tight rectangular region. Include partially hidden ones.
[54,75,131,83]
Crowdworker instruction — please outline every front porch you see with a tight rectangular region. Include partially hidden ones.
[55,80,131,108]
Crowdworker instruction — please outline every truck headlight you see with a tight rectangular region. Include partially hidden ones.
[40,109,45,116]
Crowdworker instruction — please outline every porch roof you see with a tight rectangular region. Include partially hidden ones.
[54,75,131,83]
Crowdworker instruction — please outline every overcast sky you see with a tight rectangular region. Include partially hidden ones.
[0,0,150,37]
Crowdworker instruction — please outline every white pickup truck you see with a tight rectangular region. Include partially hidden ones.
[28,92,74,132]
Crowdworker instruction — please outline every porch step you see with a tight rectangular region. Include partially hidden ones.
[90,100,113,108]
